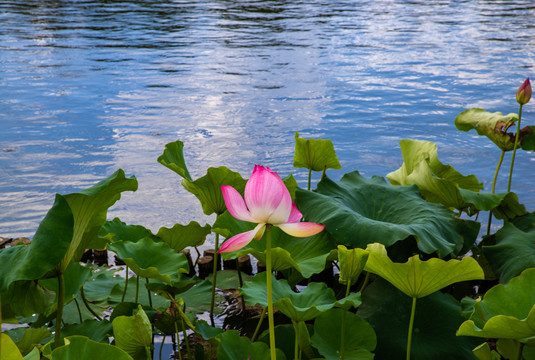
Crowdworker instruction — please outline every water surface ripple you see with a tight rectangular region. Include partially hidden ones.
[1,0,534,238]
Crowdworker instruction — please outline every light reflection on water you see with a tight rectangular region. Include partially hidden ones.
[0,0,534,238]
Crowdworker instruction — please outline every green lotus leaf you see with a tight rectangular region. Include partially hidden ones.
[2,280,55,317]
[216,330,286,360]
[311,308,376,360]
[337,245,369,286]
[156,221,212,252]
[207,270,253,290]
[82,267,124,303]
[60,320,112,344]
[282,174,299,200]
[40,262,92,311]
[483,219,535,283]
[99,218,159,243]
[107,277,169,311]
[179,279,217,315]
[215,212,335,278]
[457,267,535,343]
[112,306,152,360]
[157,140,192,181]
[23,347,40,360]
[51,335,133,360]
[60,169,138,272]
[521,126,535,151]
[359,278,481,360]
[1,333,24,360]
[296,171,467,257]
[472,342,501,360]
[455,108,518,151]
[108,238,189,285]
[0,194,73,293]
[364,243,484,298]
[3,328,51,356]
[196,319,225,340]
[293,132,342,172]
[241,272,358,322]
[182,166,247,216]
[387,139,483,210]
[459,190,527,220]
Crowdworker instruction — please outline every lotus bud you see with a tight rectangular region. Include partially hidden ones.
[516,78,531,105]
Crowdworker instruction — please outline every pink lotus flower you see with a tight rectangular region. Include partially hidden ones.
[218,165,325,252]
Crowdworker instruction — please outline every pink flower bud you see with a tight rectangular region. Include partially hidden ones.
[516,78,531,105]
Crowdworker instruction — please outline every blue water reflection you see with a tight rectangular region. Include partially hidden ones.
[1,0,533,238]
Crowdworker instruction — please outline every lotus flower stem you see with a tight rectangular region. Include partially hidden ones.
[293,320,299,360]
[236,258,246,314]
[406,297,417,360]
[340,281,351,360]
[487,150,505,235]
[359,272,370,293]
[146,278,153,308]
[159,335,166,360]
[210,232,220,326]
[174,320,183,360]
[251,306,267,342]
[181,315,191,360]
[265,226,277,359]
[54,272,66,348]
[73,298,83,323]
[507,104,523,193]
[121,266,129,302]
[135,275,140,303]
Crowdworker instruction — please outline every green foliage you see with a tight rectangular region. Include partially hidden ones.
[51,336,133,360]
[296,171,470,257]
[337,245,369,286]
[112,306,152,360]
[293,132,342,172]
[156,221,211,252]
[217,330,286,360]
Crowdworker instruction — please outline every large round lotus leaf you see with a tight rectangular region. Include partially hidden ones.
[364,243,484,298]
[0,194,73,293]
[108,238,189,285]
[295,171,465,257]
[457,268,535,343]
[311,308,376,360]
[358,278,480,360]
[214,212,335,278]
[241,272,360,322]
[217,330,286,360]
[483,220,535,283]
[51,335,133,360]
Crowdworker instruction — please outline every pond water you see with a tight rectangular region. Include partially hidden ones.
[1,0,534,239]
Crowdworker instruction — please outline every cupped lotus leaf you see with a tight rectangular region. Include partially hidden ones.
[23,347,40,360]
[337,245,369,286]
[157,140,192,181]
[215,212,335,278]
[364,243,484,298]
[241,272,359,322]
[60,169,138,272]
[387,139,483,210]
[0,194,73,293]
[108,238,189,285]
[182,166,247,216]
[3,328,51,356]
[112,306,152,360]
[156,221,212,252]
[296,171,466,257]
[311,308,376,360]
[483,220,535,283]
[459,190,527,220]
[472,342,501,360]
[99,218,159,243]
[1,333,24,360]
[51,336,133,360]
[216,330,286,360]
[455,108,518,151]
[457,267,535,343]
[359,278,481,360]
[293,132,342,172]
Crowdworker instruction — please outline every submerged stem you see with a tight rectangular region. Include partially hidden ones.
[54,273,66,349]
[266,227,277,359]
[251,306,267,342]
[81,287,102,321]
[210,232,220,326]
[121,266,129,302]
[507,104,523,193]
[406,297,417,360]
[487,150,506,236]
